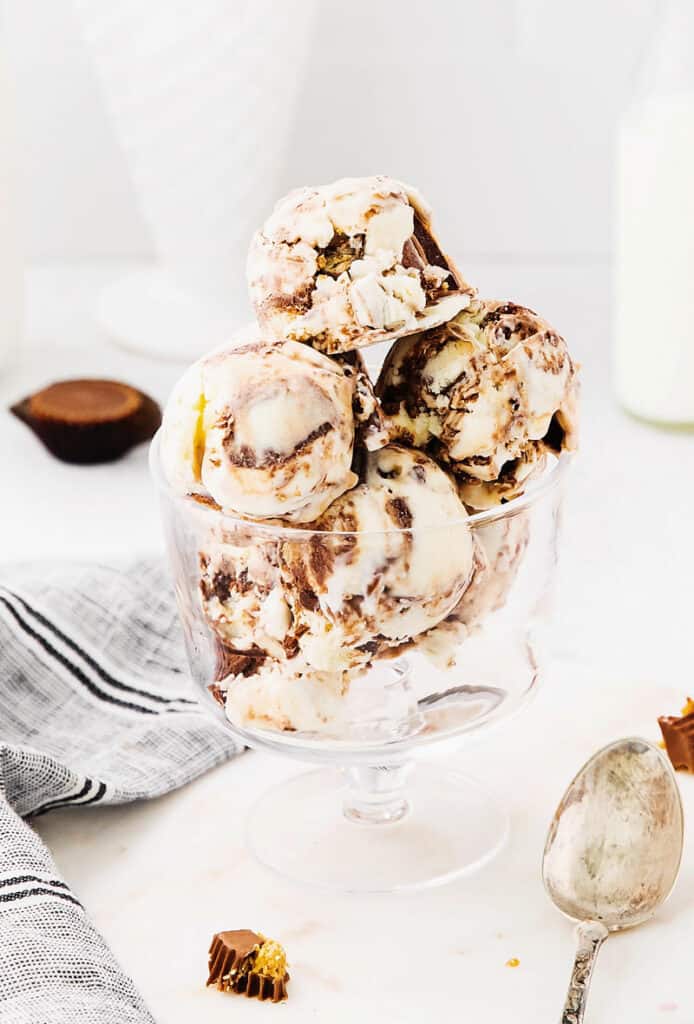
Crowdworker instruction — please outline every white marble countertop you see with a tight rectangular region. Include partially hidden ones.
[2,263,694,1022]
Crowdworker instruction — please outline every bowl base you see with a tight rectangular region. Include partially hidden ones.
[246,763,509,893]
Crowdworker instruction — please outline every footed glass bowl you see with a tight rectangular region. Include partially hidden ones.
[151,433,569,892]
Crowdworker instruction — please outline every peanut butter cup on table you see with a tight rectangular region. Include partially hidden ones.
[11,378,161,464]
[207,929,289,1002]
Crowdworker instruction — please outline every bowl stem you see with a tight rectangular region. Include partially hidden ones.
[341,763,413,824]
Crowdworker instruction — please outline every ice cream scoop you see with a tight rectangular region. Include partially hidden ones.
[160,334,359,523]
[376,299,578,506]
[280,444,475,674]
[247,176,473,355]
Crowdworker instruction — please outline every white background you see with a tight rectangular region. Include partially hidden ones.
[1,0,660,264]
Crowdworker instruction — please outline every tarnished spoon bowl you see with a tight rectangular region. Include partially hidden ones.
[543,737,683,1023]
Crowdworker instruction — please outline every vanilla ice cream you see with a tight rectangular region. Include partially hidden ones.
[158,177,580,739]
[376,300,578,506]
[280,444,476,673]
[247,176,474,354]
[160,334,360,523]
[222,660,348,734]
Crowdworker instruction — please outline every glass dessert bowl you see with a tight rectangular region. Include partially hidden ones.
[152,433,570,892]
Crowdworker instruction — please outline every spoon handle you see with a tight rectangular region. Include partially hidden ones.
[561,920,609,1024]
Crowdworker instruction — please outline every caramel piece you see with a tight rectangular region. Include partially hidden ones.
[207,929,289,1003]
[658,697,694,771]
[11,379,161,464]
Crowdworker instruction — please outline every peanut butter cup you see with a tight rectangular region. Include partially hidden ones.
[207,929,289,1002]
[659,698,694,771]
[11,378,161,464]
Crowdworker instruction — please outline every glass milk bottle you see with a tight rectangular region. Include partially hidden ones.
[0,41,22,372]
[614,0,694,425]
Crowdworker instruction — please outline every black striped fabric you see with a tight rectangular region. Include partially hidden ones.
[0,561,240,1023]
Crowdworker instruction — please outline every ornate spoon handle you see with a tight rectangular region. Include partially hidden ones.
[561,920,609,1024]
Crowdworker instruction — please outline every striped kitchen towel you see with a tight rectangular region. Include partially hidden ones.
[0,560,240,1023]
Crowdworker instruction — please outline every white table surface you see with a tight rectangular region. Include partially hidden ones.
[3,263,694,1023]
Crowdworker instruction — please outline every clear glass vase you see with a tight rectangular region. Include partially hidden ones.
[151,433,570,892]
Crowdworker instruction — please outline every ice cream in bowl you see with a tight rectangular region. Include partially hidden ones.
[151,175,578,891]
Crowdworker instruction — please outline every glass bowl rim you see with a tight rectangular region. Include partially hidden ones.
[149,430,572,537]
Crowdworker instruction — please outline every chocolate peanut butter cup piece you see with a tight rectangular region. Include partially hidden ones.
[212,639,267,683]
[659,698,694,771]
[11,378,161,464]
[207,929,289,1002]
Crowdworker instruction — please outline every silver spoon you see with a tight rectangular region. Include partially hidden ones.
[542,737,684,1024]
